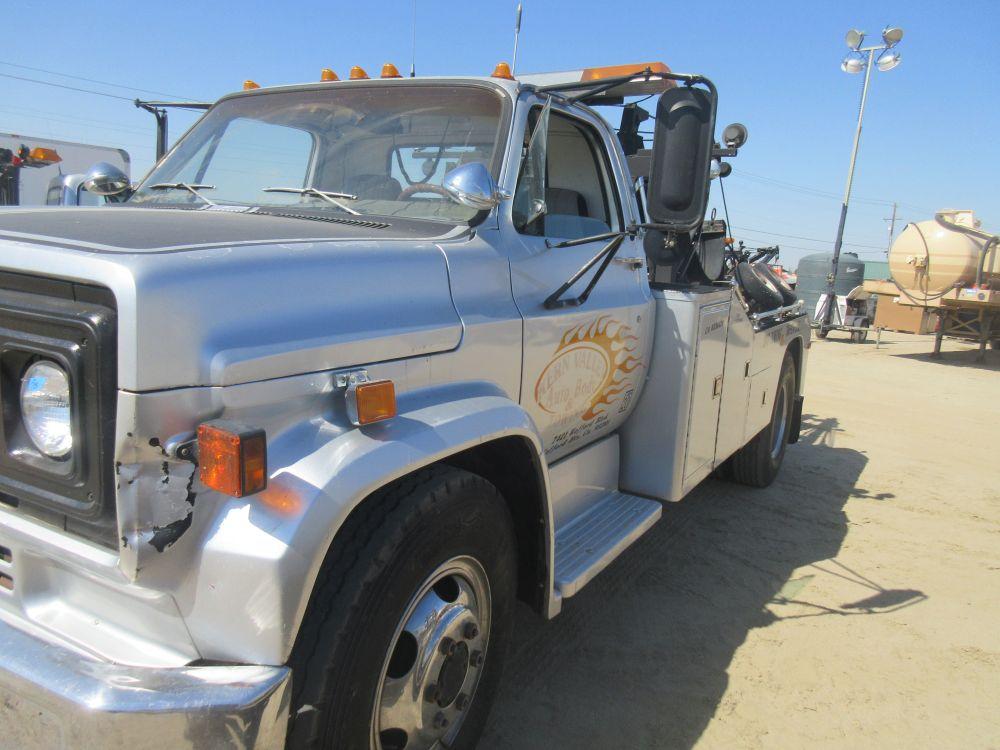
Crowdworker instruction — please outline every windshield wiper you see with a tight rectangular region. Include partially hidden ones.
[262,187,360,215]
[148,182,216,205]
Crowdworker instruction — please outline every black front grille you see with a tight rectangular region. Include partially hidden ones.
[0,271,117,547]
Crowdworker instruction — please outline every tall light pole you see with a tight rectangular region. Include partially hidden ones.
[822,26,904,329]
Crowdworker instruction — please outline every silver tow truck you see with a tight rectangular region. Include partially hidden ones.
[0,61,809,749]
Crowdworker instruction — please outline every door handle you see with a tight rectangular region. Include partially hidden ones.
[613,256,644,269]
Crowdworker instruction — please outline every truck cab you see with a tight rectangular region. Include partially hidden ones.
[0,62,808,749]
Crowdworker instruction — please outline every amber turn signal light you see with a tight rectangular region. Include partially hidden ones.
[198,421,267,497]
[321,68,339,82]
[491,61,514,80]
[346,380,397,426]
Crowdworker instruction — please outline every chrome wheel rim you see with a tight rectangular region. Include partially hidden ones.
[770,379,788,459]
[372,556,491,750]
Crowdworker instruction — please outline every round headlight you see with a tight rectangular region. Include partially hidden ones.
[20,361,73,458]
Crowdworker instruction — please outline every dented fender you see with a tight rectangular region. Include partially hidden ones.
[113,377,552,665]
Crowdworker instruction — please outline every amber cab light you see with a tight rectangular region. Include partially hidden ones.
[349,66,370,80]
[28,147,61,164]
[243,80,261,90]
[198,421,267,497]
[347,380,397,426]
[581,61,670,81]
[491,62,514,80]
[380,63,402,79]
[320,68,339,82]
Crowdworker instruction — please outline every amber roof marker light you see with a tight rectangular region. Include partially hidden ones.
[491,62,515,80]
[243,80,260,90]
[381,63,402,79]
[321,68,339,82]
[349,66,370,80]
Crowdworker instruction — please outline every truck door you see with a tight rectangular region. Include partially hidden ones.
[500,98,652,461]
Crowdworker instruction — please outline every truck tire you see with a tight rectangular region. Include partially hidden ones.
[735,261,783,311]
[729,352,796,488]
[286,466,517,750]
[752,261,797,306]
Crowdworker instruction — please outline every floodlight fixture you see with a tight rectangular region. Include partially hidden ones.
[881,26,904,47]
[845,29,865,50]
[876,49,902,72]
[841,54,866,74]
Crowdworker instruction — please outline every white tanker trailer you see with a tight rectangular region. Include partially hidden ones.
[889,209,999,360]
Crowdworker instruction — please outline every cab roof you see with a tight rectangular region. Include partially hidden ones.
[225,61,675,103]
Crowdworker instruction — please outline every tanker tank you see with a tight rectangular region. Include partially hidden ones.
[889,209,999,304]
[887,209,1000,361]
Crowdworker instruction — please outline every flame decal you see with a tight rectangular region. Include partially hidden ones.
[535,315,643,421]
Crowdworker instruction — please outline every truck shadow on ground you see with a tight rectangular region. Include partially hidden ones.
[479,414,923,750]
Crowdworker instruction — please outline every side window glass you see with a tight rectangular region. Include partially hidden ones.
[513,106,621,240]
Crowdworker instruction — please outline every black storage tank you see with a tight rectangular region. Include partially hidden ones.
[795,252,866,320]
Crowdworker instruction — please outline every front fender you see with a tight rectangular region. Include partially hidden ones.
[175,381,551,665]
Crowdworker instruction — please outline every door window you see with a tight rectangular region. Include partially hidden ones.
[513,109,621,240]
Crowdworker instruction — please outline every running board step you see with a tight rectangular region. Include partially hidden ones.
[554,492,662,600]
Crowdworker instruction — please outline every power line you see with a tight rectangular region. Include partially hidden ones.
[0,61,194,100]
[730,168,934,215]
[729,224,887,250]
[0,72,136,101]
[0,104,157,137]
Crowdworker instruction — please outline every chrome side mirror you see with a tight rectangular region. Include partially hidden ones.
[442,162,510,210]
[81,162,130,196]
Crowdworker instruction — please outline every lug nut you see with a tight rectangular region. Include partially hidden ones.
[433,711,449,730]
[463,622,479,640]
[425,683,441,704]
[455,693,470,711]
[470,650,484,668]
[439,637,456,656]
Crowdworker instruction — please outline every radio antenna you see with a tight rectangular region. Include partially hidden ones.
[512,3,523,74]
[410,0,417,77]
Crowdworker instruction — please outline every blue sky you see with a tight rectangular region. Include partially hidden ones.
[2,0,997,269]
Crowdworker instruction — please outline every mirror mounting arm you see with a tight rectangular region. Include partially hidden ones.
[543,233,628,310]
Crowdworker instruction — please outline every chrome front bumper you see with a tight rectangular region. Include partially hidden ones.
[0,619,290,749]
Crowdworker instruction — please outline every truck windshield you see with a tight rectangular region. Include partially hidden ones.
[129,84,506,224]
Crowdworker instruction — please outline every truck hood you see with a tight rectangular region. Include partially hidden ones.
[0,207,465,391]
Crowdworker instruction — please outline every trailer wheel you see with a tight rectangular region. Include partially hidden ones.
[287,466,517,750]
[730,353,796,488]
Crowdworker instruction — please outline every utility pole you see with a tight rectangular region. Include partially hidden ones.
[884,201,897,254]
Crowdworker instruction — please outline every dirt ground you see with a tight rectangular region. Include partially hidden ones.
[480,330,1000,750]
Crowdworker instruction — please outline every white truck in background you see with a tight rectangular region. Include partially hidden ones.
[0,133,129,206]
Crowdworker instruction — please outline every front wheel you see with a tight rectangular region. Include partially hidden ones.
[728,352,796,488]
[287,466,517,750]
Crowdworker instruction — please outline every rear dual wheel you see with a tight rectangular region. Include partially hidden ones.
[727,353,796,488]
[287,467,517,750]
